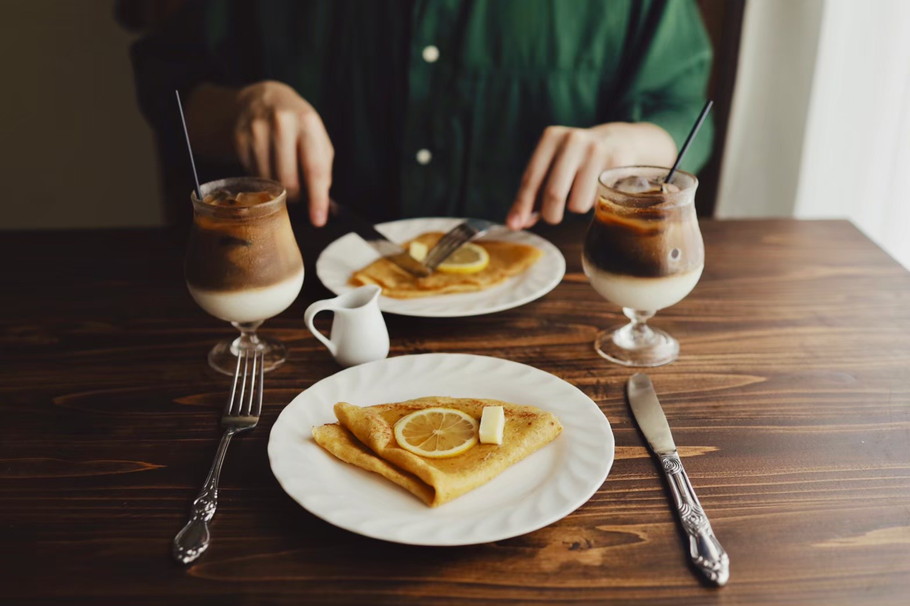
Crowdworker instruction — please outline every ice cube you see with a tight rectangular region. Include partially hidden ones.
[203,190,237,206]
[613,175,660,194]
[235,191,274,206]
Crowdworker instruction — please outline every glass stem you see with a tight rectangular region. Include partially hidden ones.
[231,320,265,353]
[622,308,656,346]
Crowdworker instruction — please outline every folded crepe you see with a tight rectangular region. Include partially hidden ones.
[350,232,542,298]
[312,396,562,507]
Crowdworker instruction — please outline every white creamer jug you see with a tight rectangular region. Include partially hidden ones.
[304,285,389,367]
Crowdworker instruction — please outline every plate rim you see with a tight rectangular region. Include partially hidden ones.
[267,352,614,546]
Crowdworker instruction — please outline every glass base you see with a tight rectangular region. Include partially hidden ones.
[594,323,679,367]
[207,334,288,375]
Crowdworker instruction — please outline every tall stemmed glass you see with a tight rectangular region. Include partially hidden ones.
[582,166,704,367]
[185,177,304,375]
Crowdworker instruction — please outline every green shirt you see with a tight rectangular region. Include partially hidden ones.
[133,0,713,224]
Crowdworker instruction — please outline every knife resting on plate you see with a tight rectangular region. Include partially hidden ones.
[626,373,730,586]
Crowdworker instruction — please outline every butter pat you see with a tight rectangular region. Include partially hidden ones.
[408,241,428,262]
[479,405,505,445]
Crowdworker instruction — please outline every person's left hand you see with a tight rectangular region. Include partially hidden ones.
[506,122,676,229]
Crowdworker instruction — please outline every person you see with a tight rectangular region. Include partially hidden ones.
[129,0,713,230]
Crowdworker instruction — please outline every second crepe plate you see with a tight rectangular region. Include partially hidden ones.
[316,217,566,317]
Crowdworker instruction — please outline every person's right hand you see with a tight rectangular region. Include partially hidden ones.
[233,81,334,226]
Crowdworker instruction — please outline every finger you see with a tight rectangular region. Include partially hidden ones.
[518,211,540,230]
[234,130,253,173]
[271,112,301,200]
[507,126,565,230]
[297,112,334,227]
[566,141,606,215]
[537,130,587,224]
[249,118,272,179]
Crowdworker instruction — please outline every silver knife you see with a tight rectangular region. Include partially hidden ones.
[328,201,430,277]
[626,373,730,586]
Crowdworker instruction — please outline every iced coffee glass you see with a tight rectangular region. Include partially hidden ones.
[185,177,304,375]
[582,166,704,367]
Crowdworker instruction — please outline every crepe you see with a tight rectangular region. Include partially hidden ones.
[312,396,562,507]
[350,232,543,298]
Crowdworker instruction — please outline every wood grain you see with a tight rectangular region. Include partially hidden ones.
[1,219,909,605]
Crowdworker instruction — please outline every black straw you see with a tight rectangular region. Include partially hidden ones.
[175,90,203,201]
[665,99,714,184]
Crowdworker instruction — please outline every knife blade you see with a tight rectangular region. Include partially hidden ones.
[329,201,430,277]
[626,373,730,586]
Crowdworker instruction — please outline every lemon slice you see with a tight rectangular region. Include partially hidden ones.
[393,407,479,458]
[437,242,490,274]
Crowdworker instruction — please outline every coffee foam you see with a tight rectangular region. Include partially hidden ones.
[583,259,702,310]
[188,269,303,323]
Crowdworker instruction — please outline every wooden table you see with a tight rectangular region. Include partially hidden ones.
[2,219,909,605]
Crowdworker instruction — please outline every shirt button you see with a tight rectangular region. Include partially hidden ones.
[416,148,433,165]
[422,45,440,63]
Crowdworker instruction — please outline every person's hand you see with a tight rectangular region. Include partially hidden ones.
[506,122,676,230]
[233,81,334,226]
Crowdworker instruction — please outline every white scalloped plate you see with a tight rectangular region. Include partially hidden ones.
[268,353,614,546]
[315,218,566,317]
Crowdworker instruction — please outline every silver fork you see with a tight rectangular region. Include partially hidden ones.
[423,218,497,270]
[173,349,264,565]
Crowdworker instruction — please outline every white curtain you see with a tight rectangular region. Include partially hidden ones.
[717,0,910,270]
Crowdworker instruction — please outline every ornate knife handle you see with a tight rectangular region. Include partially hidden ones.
[659,453,730,586]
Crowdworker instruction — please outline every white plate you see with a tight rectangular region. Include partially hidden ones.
[268,353,614,546]
[315,217,566,317]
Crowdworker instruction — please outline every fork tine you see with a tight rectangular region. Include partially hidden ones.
[436,224,468,245]
[240,350,264,418]
[426,232,456,261]
[251,351,264,418]
[222,350,264,419]
[428,234,469,266]
[424,218,497,269]
[239,350,253,416]
[225,350,246,417]
[425,225,471,267]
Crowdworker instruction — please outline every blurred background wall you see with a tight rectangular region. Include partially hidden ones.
[0,0,163,229]
[718,0,910,269]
